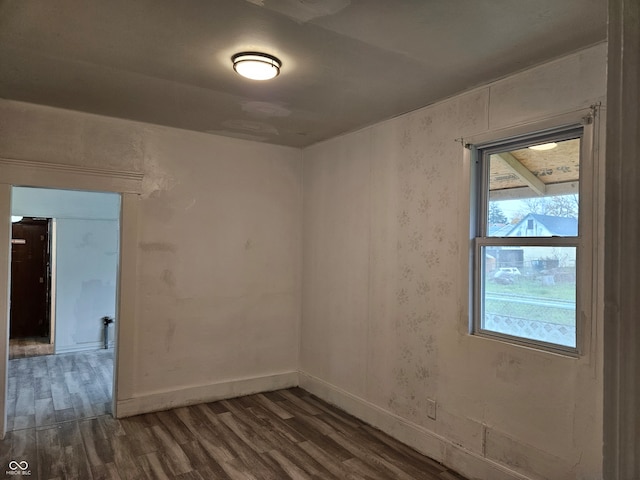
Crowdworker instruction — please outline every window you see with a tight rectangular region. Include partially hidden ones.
[471,125,585,353]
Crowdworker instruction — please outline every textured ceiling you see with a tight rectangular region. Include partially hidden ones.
[0,0,607,147]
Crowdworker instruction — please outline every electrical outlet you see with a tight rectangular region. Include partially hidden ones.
[426,398,437,420]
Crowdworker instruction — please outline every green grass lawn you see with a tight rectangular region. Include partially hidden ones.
[484,276,576,326]
[484,276,576,301]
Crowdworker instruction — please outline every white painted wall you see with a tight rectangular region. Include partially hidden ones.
[12,187,120,220]
[127,125,302,410]
[0,102,303,414]
[11,187,120,353]
[54,218,119,352]
[301,43,607,480]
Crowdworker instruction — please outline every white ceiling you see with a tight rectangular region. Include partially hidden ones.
[0,0,607,147]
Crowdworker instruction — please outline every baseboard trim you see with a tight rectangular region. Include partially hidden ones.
[299,371,531,480]
[55,341,114,354]
[116,371,299,418]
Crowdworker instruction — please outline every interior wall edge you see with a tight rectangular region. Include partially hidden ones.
[116,370,299,418]
[299,371,531,480]
[603,0,640,476]
[0,185,11,440]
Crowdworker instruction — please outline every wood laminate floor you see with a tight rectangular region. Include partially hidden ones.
[1,384,469,480]
[7,349,114,432]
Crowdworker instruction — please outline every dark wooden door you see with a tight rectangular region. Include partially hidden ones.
[10,218,51,339]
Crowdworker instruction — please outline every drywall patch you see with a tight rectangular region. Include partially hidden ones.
[221,119,279,136]
[161,269,176,288]
[436,408,484,455]
[241,101,292,118]
[205,130,267,143]
[76,232,95,249]
[485,427,573,479]
[244,0,351,22]
[165,318,176,353]
[141,150,177,199]
[493,353,523,383]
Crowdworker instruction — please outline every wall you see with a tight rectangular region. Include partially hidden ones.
[12,187,120,220]
[301,43,607,480]
[0,102,303,415]
[54,218,118,352]
[11,187,120,353]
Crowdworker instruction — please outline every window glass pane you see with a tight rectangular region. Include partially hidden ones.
[487,137,580,237]
[481,246,576,348]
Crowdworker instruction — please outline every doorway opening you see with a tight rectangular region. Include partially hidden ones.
[7,186,121,432]
[9,217,54,359]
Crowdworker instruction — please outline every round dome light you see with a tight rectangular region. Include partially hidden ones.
[232,52,281,81]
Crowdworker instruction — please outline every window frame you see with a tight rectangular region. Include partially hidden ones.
[469,122,591,355]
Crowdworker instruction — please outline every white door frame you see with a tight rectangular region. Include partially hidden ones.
[49,218,57,348]
[0,158,142,438]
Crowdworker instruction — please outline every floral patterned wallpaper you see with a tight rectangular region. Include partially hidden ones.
[301,43,606,479]
[386,103,467,423]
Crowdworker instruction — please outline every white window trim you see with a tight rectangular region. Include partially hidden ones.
[462,107,599,356]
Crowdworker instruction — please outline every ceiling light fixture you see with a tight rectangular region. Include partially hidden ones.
[232,52,281,81]
[528,142,558,151]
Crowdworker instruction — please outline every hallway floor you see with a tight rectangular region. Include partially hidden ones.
[7,349,113,432]
[9,337,54,360]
